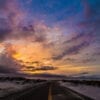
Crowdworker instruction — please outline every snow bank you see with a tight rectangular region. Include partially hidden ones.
[0,81,31,97]
[59,81,100,100]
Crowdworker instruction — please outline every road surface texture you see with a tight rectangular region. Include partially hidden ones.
[0,82,94,100]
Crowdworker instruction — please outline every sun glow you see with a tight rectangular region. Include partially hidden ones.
[0,44,5,54]
[6,41,52,67]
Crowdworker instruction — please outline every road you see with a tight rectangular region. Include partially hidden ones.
[1,82,93,100]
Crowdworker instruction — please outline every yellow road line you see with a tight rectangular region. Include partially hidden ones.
[48,85,52,100]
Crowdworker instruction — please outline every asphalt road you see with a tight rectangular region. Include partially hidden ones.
[1,82,94,100]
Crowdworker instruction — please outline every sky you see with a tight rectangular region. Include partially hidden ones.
[0,0,100,77]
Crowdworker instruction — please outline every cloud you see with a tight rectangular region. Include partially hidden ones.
[29,73,66,78]
[0,0,8,10]
[92,52,100,56]
[0,51,21,74]
[64,58,76,62]
[0,0,25,41]
[0,18,12,41]
[76,72,89,76]
[52,41,90,60]
[0,16,47,43]
[24,66,57,72]
[81,58,97,64]
[36,66,57,71]
[0,65,17,74]
[64,33,85,43]
[0,0,100,76]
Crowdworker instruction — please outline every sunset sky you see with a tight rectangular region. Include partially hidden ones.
[0,0,100,76]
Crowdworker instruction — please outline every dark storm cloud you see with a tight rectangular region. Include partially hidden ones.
[52,41,90,60]
[17,25,35,38]
[0,65,17,73]
[19,61,41,66]
[0,28,11,41]
[30,73,66,78]
[64,58,76,62]
[0,0,36,42]
[25,66,57,71]
[64,57,97,64]
[92,52,100,56]
[64,33,85,43]
[0,18,46,42]
[34,34,46,42]
[36,66,57,71]
[0,0,43,43]
[22,25,35,32]
[0,53,20,74]
[0,18,12,41]
[17,24,47,43]
[0,0,8,10]
[77,72,89,76]
[81,58,97,64]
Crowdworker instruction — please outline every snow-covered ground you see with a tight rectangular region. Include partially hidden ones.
[59,81,100,100]
[0,81,32,97]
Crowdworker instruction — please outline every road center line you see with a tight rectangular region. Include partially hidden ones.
[48,85,52,100]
